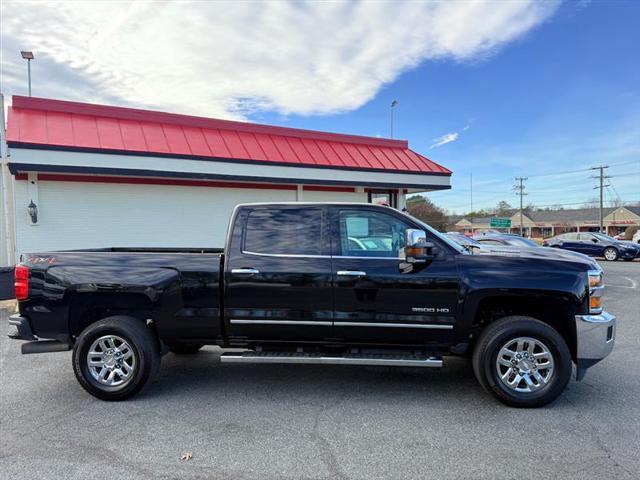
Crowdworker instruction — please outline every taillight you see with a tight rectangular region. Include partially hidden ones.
[14,265,30,300]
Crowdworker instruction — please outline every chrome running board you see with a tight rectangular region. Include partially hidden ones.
[220,352,443,368]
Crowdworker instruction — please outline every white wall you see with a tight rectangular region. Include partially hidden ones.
[14,180,299,254]
[11,149,451,190]
[301,190,367,203]
[13,180,368,256]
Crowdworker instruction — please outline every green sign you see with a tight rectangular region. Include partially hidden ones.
[490,217,512,228]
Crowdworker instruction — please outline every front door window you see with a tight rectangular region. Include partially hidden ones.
[338,210,408,258]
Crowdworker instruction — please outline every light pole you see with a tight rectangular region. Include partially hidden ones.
[21,51,34,96]
[390,100,398,139]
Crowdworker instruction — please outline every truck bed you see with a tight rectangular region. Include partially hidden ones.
[20,248,224,343]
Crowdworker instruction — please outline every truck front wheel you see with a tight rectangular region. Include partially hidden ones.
[72,316,160,401]
[472,316,572,408]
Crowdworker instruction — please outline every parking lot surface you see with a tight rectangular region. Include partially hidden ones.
[1,261,639,480]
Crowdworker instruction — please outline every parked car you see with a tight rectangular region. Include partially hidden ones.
[633,230,640,244]
[448,232,600,268]
[613,233,625,241]
[473,233,540,248]
[543,232,640,261]
[9,203,615,407]
[445,232,482,247]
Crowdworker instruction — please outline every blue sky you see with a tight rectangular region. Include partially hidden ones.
[1,1,638,214]
[257,1,640,213]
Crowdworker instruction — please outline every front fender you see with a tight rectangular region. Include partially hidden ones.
[457,264,589,332]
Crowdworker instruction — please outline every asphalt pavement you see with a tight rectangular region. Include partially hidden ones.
[1,261,639,480]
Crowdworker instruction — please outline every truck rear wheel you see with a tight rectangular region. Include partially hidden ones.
[472,316,572,408]
[72,316,160,401]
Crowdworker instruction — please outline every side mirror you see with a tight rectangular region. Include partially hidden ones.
[403,229,437,263]
[591,238,598,243]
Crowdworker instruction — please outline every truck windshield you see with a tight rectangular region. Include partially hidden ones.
[403,213,467,254]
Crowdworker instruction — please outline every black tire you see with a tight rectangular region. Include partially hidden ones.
[169,344,204,355]
[72,315,160,401]
[472,316,572,408]
[603,247,619,261]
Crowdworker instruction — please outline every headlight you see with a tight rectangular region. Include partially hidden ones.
[588,269,604,314]
[589,273,602,288]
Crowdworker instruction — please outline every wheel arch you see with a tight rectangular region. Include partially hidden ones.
[471,293,579,361]
[68,292,154,339]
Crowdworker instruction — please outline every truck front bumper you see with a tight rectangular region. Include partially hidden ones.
[575,311,616,381]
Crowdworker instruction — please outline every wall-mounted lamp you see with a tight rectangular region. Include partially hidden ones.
[28,200,38,224]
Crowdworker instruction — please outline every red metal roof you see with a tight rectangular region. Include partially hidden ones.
[6,96,451,175]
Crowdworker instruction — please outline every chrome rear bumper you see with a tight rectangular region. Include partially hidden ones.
[575,311,616,380]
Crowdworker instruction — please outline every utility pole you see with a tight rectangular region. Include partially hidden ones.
[390,100,398,139]
[514,177,528,236]
[591,165,610,233]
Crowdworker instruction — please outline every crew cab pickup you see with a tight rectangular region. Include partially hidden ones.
[9,203,616,407]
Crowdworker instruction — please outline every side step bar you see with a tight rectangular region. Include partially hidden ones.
[220,352,443,368]
[21,340,71,355]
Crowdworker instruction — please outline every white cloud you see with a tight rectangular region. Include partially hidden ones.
[0,0,560,120]
[430,132,459,148]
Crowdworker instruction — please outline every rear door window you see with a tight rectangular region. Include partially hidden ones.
[244,207,323,256]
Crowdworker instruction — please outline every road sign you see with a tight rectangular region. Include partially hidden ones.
[490,217,512,228]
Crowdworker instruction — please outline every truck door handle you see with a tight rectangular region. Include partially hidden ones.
[231,268,260,275]
[337,270,367,277]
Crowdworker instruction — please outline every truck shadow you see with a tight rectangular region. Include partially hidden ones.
[148,347,485,405]
[146,347,602,408]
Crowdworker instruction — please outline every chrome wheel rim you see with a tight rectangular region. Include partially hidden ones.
[495,337,554,393]
[87,335,136,387]
[604,248,617,261]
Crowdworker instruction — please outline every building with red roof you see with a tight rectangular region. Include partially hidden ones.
[1,95,451,260]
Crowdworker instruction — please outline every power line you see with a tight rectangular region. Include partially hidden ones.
[525,167,592,178]
[608,160,640,168]
[519,159,638,179]
[443,198,640,213]
[609,172,640,178]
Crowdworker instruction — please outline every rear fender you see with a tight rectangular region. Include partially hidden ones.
[43,266,182,339]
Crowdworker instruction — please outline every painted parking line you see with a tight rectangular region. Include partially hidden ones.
[606,277,638,289]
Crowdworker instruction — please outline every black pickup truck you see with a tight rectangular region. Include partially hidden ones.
[9,203,616,407]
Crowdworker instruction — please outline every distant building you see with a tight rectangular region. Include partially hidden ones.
[455,206,640,238]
